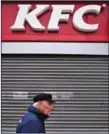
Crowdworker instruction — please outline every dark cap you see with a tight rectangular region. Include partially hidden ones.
[33,93,55,104]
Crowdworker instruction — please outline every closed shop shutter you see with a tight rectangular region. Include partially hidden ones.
[1,55,108,134]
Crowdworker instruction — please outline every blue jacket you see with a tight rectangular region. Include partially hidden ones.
[16,106,49,133]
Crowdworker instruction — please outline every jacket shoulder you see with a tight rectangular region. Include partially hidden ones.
[16,113,42,133]
[22,112,40,124]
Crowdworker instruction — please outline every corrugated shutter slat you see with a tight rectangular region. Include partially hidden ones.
[1,55,108,134]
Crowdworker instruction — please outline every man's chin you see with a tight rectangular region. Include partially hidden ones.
[48,113,51,116]
[45,112,51,116]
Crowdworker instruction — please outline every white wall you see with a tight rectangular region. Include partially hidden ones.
[2,42,108,55]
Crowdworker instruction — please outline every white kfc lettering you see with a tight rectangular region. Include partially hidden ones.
[73,5,102,32]
[11,4,49,31]
[11,4,102,32]
[48,5,74,31]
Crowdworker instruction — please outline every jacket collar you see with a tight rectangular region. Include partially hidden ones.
[28,106,49,121]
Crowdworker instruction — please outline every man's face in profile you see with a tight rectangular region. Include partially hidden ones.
[39,101,54,116]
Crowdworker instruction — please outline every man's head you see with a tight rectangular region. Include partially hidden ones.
[33,93,55,116]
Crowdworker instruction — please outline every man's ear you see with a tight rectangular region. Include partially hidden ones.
[33,102,39,107]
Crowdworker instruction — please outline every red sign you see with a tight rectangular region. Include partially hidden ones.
[2,2,109,42]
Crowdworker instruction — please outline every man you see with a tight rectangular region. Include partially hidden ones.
[16,93,55,133]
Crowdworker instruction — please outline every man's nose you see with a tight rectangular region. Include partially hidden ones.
[51,105,54,110]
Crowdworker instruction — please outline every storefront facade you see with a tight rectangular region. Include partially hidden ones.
[1,0,109,134]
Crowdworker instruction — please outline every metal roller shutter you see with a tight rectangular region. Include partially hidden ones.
[1,55,108,134]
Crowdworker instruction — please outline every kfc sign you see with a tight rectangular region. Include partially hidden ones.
[2,2,109,42]
[11,4,103,32]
